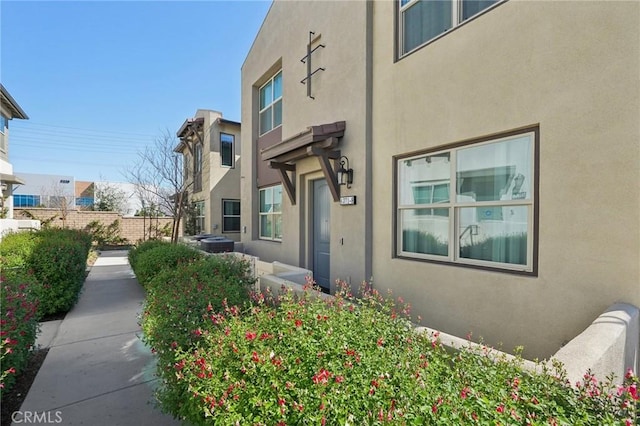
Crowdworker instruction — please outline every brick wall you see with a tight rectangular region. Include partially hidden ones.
[14,208,177,244]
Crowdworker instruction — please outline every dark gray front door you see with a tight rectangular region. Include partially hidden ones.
[313,179,331,291]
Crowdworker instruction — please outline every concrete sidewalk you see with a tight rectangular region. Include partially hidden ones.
[15,250,181,426]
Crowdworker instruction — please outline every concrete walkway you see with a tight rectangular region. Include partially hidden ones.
[15,250,181,426]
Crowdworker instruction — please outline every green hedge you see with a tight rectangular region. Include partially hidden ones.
[132,243,203,288]
[128,239,171,271]
[0,231,39,269]
[28,230,91,317]
[0,228,91,319]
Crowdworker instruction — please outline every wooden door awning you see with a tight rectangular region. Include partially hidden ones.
[260,121,346,205]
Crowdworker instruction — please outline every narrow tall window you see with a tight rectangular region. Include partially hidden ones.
[399,0,500,56]
[259,71,282,135]
[195,200,205,234]
[193,143,202,192]
[397,128,537,273]
[259,185,283,240]
[221,133,234,167]
[222,199,241,232]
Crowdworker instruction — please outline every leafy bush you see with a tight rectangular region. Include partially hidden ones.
[28,229,91,318]
[0,273,39,396]
[84,219,127,247]
[132,243,202,288]
[128,239,171,271]
[155,282,638,425]
[0,231,39,270]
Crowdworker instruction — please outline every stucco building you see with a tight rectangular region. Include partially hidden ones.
[0,84,28,222]
[175,109,242,240]
[241,0,639,361]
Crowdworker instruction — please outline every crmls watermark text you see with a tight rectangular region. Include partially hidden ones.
[11,411,63,424]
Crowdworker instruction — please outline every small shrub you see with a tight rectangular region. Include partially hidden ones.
[128,239,171,271]
[132,243,202,288]
[84,219,127,247]
[0,273,39,396]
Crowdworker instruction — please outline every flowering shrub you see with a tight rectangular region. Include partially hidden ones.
[153,281,638,425]
[139,255,255,418]
[131,243,202,288]
[0,273,39,396]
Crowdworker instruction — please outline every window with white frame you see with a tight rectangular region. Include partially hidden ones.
[259,71,282,135]
[220,133,234,167]
[194,200,205,234]
[396,129,537,273]
[399,0,501,56]
[259,185,283,240]
[222,199,240,232]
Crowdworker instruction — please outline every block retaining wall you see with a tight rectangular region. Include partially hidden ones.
[15,208,175,244]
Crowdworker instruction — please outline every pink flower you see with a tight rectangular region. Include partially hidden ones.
[294,319,303,327]
[335,375,344,383]
[496,404,505,413]
[312,369,332,385]
[460,387,470,399]
[245,331,257,341]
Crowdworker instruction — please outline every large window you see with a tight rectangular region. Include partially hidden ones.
[222,199,240,233]
[396,129,537,273]
[399,0,500,56]
[259,185,283,241]
[259,71,282,135]
[14,194,40,208]
[220,133,234,167]
[193,143,203,192]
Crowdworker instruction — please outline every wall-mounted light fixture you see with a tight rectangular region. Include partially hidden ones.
[337,156,353,189]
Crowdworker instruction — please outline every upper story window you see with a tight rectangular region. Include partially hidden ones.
[396,127,538,274]
[220,133,235,168]
[0,114,8,134]
[259,71,282,135]
[193,143,203,192]
[399,0,500,56]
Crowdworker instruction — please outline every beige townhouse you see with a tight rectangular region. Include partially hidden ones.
[241,0,639,362]
[0,84,28,227]
[175,109,242,240]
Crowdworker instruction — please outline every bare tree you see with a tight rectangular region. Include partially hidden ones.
[94,181,130,215]
[124,130,195,243]
[42,181,74,227]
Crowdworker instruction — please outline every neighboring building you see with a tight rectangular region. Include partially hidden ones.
[175,109,241,240]
[241,0,639,361]
[13,173,141,216]
[0,84,28,221]
[13,172,76,211]
[75,180,95,209]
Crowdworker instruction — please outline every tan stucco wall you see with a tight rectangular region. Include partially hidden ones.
[371,0,640,359]
[180,110,242,240]
[241,0,372,289]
